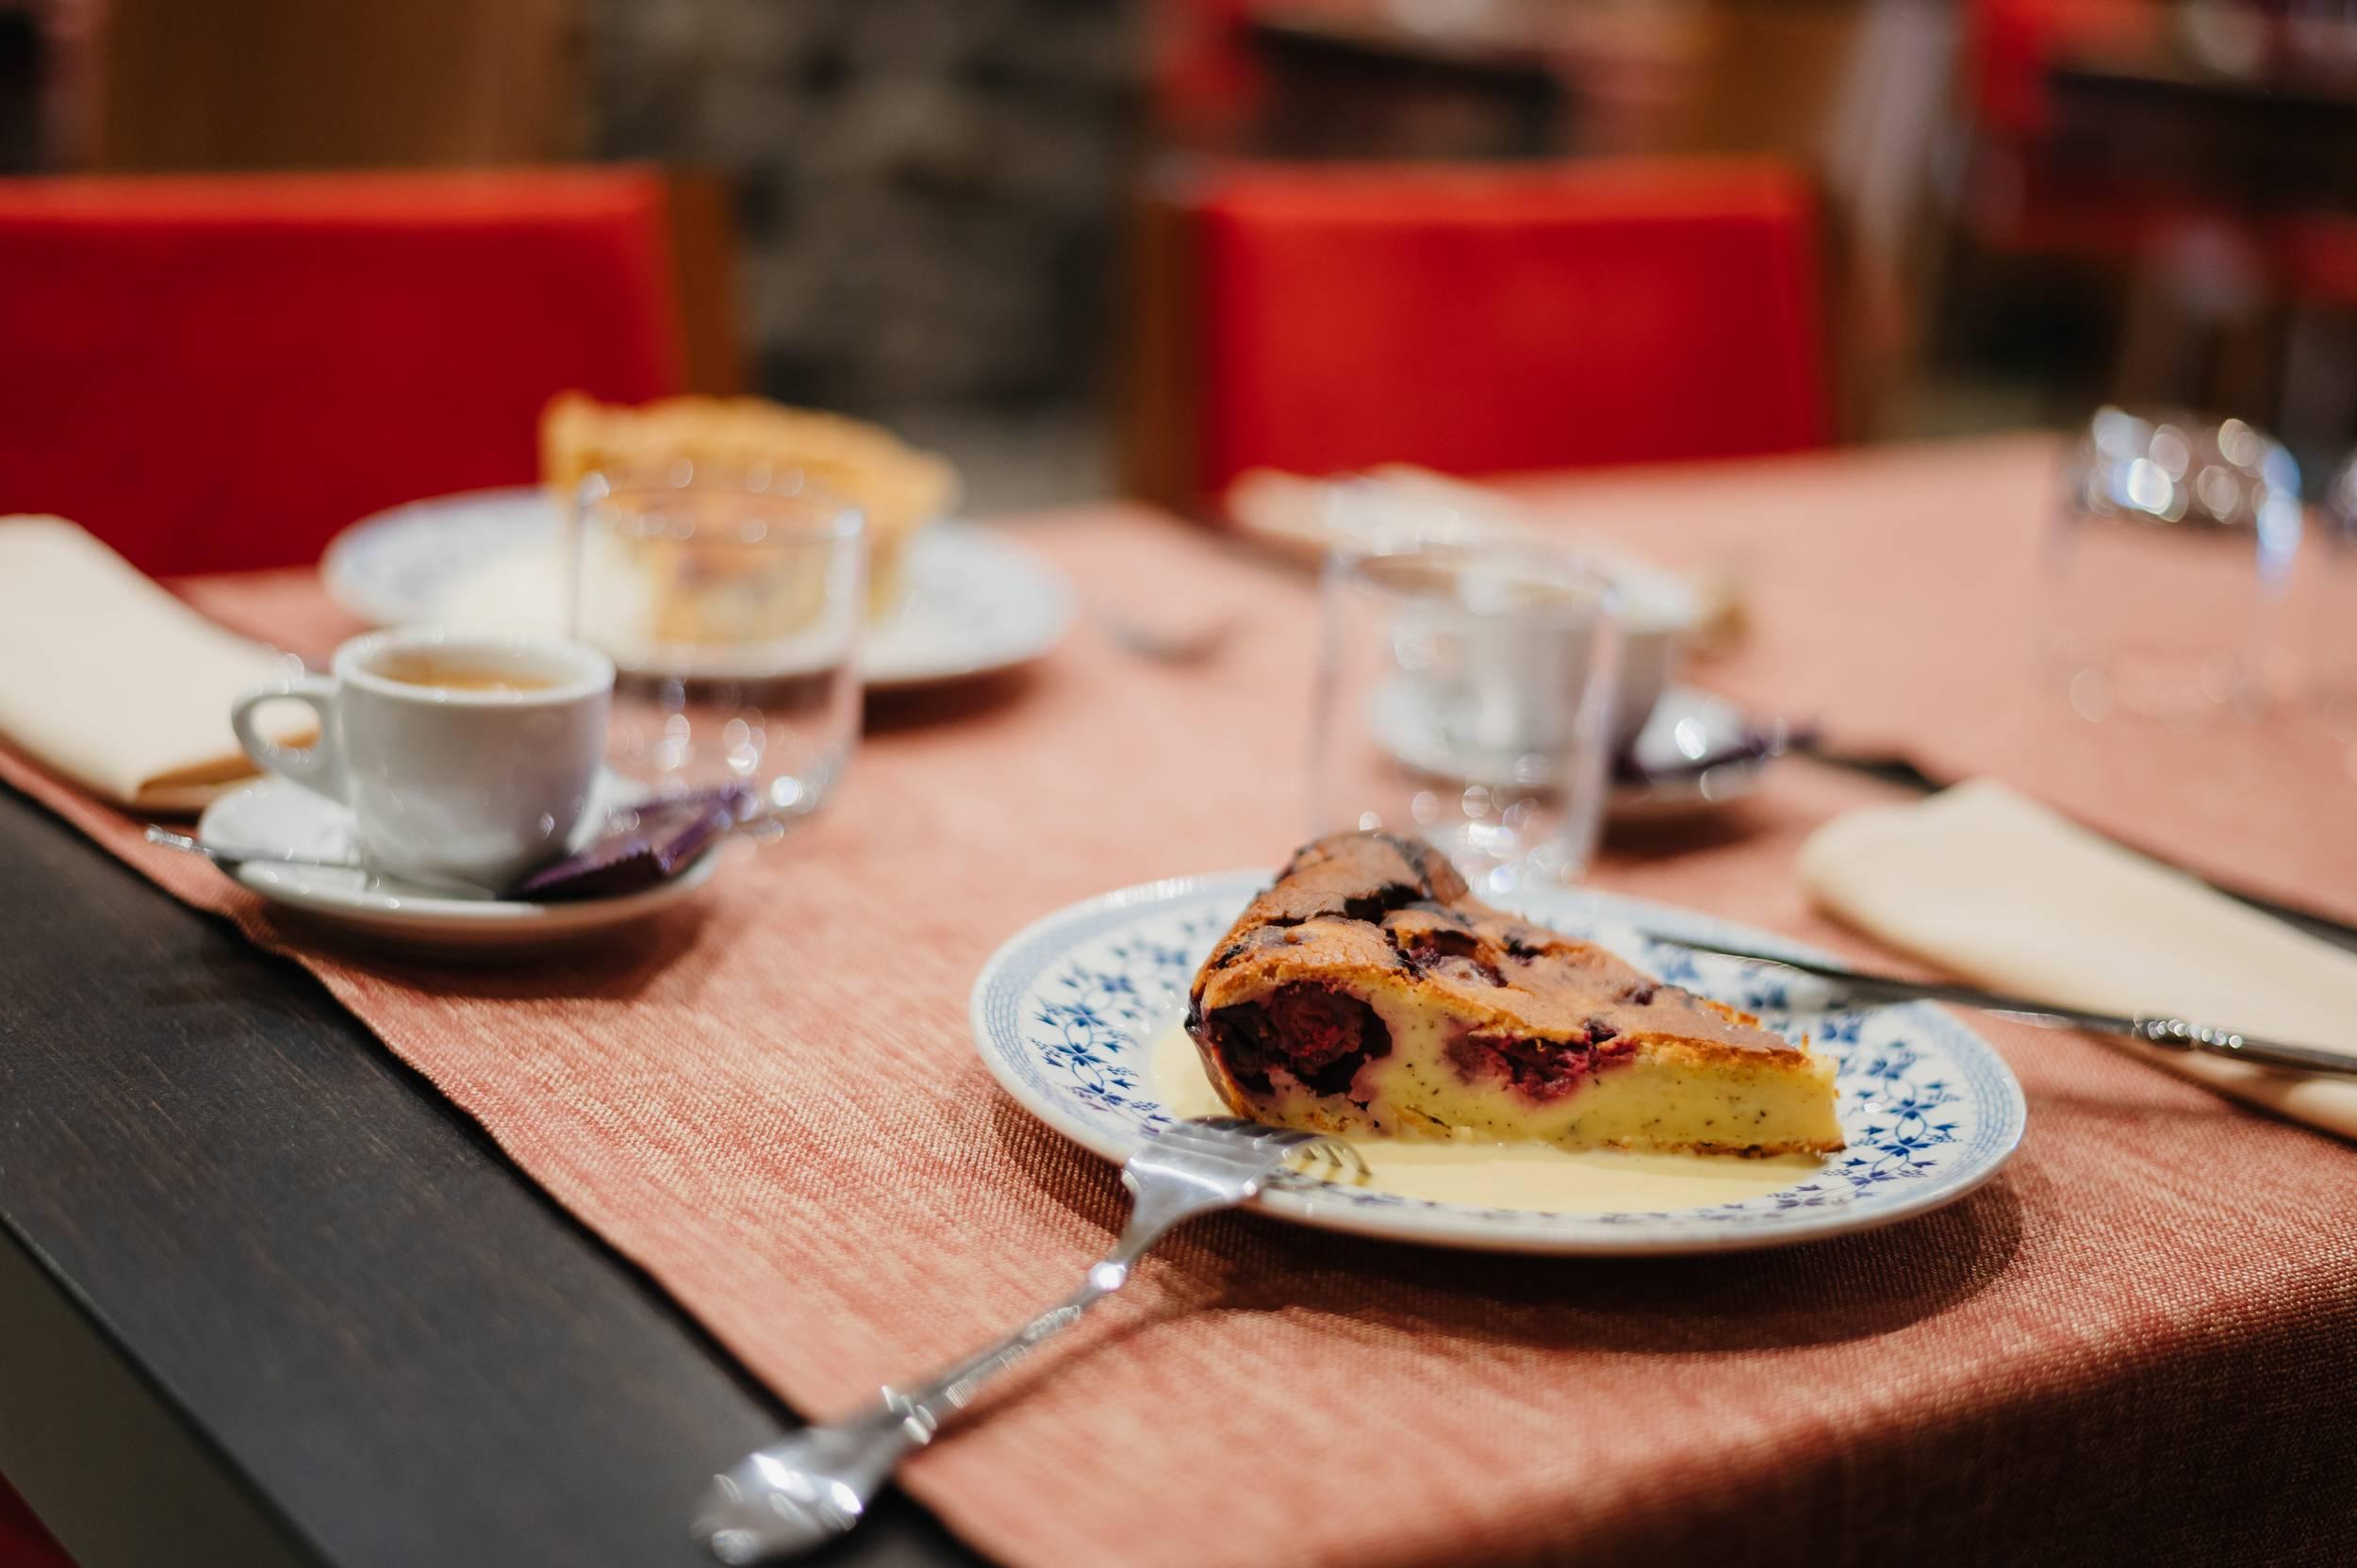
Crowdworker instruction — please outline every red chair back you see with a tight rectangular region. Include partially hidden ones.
[2270,213,2357,310]
[0,168,688,576]
[1964,0,2160,140]
[1188,157,1831,500]
[1148,0,1263,140]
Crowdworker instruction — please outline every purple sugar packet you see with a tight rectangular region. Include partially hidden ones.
[519,784,756,902]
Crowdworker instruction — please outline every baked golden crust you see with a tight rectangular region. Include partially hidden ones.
[1185,831,1843,1157]
[539,391,959,616]
[1193,832,1800,1061]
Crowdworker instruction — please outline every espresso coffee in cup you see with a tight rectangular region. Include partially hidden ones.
[231,627,615,887]
[368,650,564,695]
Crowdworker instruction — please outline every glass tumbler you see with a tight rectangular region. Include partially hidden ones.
[571,469,865,822]
[1313,535,1623,895]
[2316,452,2357,726]
[2044,407,2302,724]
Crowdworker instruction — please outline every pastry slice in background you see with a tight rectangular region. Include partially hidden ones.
[540,392,959,618]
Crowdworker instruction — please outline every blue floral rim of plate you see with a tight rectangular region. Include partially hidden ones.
[970,873,2026,1255]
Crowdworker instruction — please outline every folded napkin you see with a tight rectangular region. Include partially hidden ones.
[0,517,309,813]
[1800,779,2357,1139]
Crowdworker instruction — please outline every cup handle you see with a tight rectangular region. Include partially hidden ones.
[230,676,346,803]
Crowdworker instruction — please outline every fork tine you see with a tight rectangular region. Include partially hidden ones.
[1146,1125,1258,1161]
[1159,1118,1243,1144]
[1165,1116,1246,1140]
[1166,1115,1280,1145]
[1155,1117,1370,1181]
[1296,1136,1370,1181]
[1341,1143,1369,1179]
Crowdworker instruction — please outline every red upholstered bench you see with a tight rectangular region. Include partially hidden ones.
[0,167,696,577]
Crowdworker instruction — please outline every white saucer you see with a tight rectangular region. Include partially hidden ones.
[1611,686,1776,823]
[195,770,723,958]
[321,487,1075,691]
[1370,682,1772,824]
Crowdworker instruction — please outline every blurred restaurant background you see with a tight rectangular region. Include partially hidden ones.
[4,8,2357,1564]
[6,0,2357,526]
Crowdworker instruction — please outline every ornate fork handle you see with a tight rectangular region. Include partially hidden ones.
[880,1172,1222,1444]
[693,1166,1260,1565]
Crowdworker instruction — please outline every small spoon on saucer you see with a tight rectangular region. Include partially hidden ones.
[150,784,759,904]
[145,828,495,898]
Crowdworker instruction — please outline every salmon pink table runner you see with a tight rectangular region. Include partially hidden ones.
[6,437,2355,1566]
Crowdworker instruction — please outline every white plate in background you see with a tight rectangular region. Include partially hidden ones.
[321,487,1075,690]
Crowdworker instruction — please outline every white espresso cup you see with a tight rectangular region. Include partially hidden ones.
[230,626,615,887]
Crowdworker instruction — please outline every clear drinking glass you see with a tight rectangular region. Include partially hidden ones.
[571,469,865,822]
[1313,535,1623,895]
[2302,453,2357,779]
[2044,407,2302,725]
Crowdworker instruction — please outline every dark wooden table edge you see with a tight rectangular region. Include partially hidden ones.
[0,1216,327,1568]
[0,778,981,1568]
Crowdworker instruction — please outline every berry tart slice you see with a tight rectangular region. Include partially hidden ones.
[1184,832,1843,1157]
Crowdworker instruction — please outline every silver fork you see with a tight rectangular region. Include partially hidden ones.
[689,1116,1363,1563]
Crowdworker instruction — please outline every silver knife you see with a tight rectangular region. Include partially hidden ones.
[1641,932,2357,1079]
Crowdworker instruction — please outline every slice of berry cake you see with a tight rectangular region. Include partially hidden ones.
[1184,832,1843,1157]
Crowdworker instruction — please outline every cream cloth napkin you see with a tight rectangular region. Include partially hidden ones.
[1800,779,2357,1139]
[0,516,310,813]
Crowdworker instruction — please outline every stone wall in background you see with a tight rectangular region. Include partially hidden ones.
[588,0,1142,411]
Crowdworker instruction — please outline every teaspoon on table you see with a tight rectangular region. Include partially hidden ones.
[1093,601,1238,665]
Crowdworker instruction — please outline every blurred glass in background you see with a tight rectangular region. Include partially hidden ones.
[573,470,865,823]
[1315,534,1622,893]
[2316,451,2357,745]
[2045,407,2301,725]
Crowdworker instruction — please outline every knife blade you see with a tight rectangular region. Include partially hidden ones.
[1639,932,2357,1079]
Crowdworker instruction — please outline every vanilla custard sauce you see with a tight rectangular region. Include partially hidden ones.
[1149,1023,1820,1213]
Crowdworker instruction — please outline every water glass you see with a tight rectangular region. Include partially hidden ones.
[1312,535,1622,895]
[2307,453,2357,760]
[2044,407,2302,725]
[571,469,865,822]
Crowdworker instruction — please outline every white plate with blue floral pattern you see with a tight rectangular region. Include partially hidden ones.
[972,873,2025,1255]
